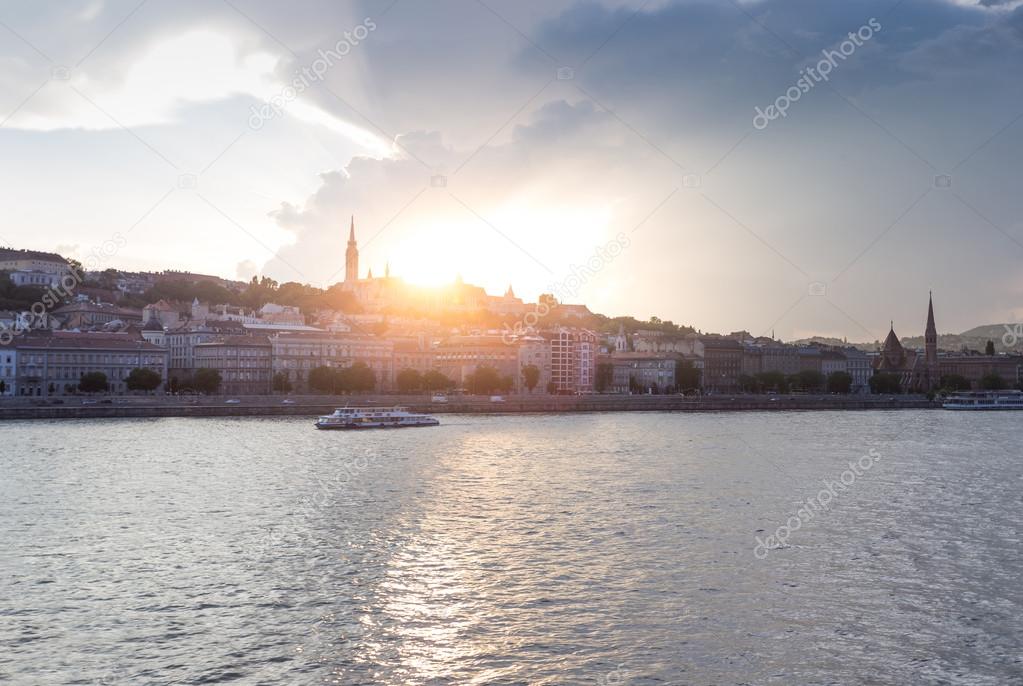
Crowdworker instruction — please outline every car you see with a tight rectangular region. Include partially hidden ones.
[81,400,97,405]
[431,394,449,403]
[281,399,296,404]
[489,395,505,403]
[225,399,241,404]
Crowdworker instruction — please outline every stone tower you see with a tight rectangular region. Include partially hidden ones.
[345,216,359,283]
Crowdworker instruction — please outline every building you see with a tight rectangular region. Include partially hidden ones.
[270,332,394,392]
[819,350,848,377]
[609,353,679,393]
[517,334,551,393]
[0,248,71,277]
[159,320,248,388]
[392,338,437,376]
[938,353,1022,389]
[0,345,15,395]
[193,336,272,395]
[259,303,305,326]
[8,270,64,288]
[13,332,168,396]
[874,293,955,392]
[142,299,184,329]
[547,327,597,394]
[51,301,143,329]
[701,336,742,393]
[843,348,871,393]
[434,334,519,390]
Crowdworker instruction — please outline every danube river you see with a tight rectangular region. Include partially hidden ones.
[2,411,1021,685]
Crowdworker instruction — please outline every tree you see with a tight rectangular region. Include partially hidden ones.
[755,371,789,394]
[396,368,423,393]
[546,381,558,394]
[939,374,971,392]
[793,369,825,393]
[500,375,514,393]
[466,365,502,394]
[523,364,541,393]
[675,359,701,392]
[985,340,996,356]
[194,368,222,395]
[272,372,292,393]
[78,372,109,394]
[422,370,454,391]
[126,367,162,392]
[826,371,853,394]
[738,374,758,393]
[341,362,375,393]
[0,380,5,394]
[308,366,340,394]
[979,373,1007,390]
[869,373,902,394]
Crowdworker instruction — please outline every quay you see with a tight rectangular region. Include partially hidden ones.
[0,394,938,420]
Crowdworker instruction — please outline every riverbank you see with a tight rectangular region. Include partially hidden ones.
[0,393,937,420]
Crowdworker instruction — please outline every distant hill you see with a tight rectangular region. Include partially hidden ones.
[792,324,1022,354]
[789,336,874,350]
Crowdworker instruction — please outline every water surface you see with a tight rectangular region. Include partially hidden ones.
[2,411,1021,684]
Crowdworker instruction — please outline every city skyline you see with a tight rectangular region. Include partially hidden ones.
[2,1,1022,341]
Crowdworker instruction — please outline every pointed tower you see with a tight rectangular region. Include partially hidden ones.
[345,216,359,283]
[505,284,515,299]
[925,291,937,367]
[385,262,390,279]
[924,291,938,389]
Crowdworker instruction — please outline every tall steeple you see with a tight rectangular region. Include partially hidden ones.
[925,291,938,367]
[345,216,359,283]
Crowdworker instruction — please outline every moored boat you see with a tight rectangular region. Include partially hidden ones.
[315,406,440,429]
[942,390,1023,410]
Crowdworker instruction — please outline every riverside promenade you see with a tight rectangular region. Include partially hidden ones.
[0,393,937,420]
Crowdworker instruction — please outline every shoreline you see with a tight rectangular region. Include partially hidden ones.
[0,394,938,420]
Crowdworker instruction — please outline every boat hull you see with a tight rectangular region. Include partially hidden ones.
[942,405,1023,411]
[315,420,440,430]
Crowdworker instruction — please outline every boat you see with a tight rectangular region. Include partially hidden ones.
[315,406,440,429]
[942,390,1023,410]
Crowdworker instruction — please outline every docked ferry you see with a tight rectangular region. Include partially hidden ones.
[942,390,1023,410]
[315,406,440,430]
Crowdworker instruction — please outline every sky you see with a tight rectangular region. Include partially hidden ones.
[1,0,1022,341]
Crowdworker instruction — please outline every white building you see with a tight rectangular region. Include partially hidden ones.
[8,270,63,288]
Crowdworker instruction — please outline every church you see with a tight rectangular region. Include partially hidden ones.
[339,217,403,310]
[873,293,939,392]
[339,217,527,316]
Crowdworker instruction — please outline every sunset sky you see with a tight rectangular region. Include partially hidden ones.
[2,0,1022,340]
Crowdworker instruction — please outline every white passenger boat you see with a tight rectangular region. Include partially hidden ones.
[315,406,440,429]
[942,390,1023,410]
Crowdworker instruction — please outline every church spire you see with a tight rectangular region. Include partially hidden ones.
[925,290,938,369]
[926,291,936,333]
[345,216,359,283]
